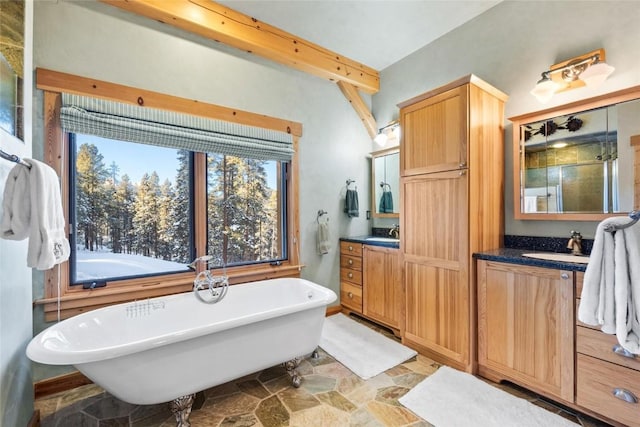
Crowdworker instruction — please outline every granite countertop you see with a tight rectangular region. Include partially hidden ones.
[473,248,588,272]
[340,236,400,249]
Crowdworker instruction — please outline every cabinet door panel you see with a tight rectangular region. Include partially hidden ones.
[401,86,468,176]
[404,260,467,362]
[477,261,574,402]
[363,246,401,329]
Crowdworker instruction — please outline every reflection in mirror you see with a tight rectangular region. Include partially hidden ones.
[0,0,24,140]
[372,148,399,218]
[511,86,640,220]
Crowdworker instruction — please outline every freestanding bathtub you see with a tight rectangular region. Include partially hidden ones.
[27,277,336,423]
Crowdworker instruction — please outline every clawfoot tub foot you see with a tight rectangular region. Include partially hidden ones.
[283,357,302,388]
[170,394,195,427]
[311,347,320,359]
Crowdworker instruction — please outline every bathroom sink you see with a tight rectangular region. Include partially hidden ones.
[365,237,400,243]
[522,253,590,264]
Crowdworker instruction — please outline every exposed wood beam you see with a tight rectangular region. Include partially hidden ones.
[100,0,380,94]
[337,81,377,139]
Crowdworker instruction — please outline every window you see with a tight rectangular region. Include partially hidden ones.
[37,69,301,321]
[70,134,194,284]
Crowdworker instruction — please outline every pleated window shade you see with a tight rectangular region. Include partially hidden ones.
[60,93,294,161]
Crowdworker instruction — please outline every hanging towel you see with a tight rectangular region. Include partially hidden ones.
[578,216,640,354]
[379,190,394,213]
[1,163,31,240]
[0,159,70,270]
[344,189,359,218]
[316,220,331,255]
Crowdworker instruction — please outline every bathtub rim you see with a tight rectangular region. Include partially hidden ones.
[27,277,336,365]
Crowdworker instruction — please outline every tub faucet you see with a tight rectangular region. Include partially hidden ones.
[567,230,583,255]
[389,224,400,239]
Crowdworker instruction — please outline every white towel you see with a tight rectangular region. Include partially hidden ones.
[0,159,70,270]
[316,220,330,255]
[1,163,31,240]
[578,216,640,354]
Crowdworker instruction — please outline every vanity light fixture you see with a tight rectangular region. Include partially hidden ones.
[531,48,615,103]
[374,121,400,146]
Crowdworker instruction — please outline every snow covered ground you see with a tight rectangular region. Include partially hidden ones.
[75,249,190,281]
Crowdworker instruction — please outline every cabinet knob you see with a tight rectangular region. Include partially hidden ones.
[348,292,353,299]
[561,273,570,280]
[348,259,353,265]
[348,245,354,251]
[613,388,638,404]
[459,162,467,168]
[613,344,637,359]
[459,170,466,176]
[348,272,353,279]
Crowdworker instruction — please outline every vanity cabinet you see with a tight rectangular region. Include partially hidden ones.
[340,241,402,334]
[399,75,507,371]
[477,260,575,403]
[363,245,402,332]
[575,272,640,427]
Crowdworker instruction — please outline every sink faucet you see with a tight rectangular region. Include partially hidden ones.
[567,230,583,255]
[389,224,400,239]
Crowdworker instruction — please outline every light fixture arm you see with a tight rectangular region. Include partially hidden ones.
[551,53,601,82]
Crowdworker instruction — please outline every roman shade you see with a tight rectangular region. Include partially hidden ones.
[60,94,294,161]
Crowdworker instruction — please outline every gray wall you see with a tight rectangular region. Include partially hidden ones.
[373,0,640,239]
[0,1,34,424]
[31,1,372,381]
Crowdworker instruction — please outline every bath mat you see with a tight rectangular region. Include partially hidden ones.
[399,366,577,427]
[319,313,417,379]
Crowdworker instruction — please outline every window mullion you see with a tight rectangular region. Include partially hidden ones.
[193,152,208,261]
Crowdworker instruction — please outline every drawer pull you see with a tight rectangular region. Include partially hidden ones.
[348,259,353,265]
[348,292,353,299]
[612,388,638,404]
[613,344,637,359]
[348,245,354,251]
[348,272,353,279]
[561,273,569,280]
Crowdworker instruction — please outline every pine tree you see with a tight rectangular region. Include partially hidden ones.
[171,150,191,263]
[133,172,161,257]
[157,178,175,260]
[75,143,109,251]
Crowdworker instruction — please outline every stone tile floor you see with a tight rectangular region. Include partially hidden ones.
[35,316,613,427]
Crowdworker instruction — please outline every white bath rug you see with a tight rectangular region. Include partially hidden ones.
[319,313,417,379]
[399,366,578,427]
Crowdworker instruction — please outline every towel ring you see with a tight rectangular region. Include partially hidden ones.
[317,210,328,224]
[603,210,640,233]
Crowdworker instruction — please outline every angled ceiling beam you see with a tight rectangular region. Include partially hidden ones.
[337,81,377,139]
[100,0,380,94]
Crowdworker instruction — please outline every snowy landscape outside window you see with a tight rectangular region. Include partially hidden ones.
[70,134,286,285]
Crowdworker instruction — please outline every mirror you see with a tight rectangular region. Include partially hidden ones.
[511,86,640,220]
[0,0,25,140]
[371,147,399,218]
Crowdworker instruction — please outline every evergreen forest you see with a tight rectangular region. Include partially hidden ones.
[74,142,282,273]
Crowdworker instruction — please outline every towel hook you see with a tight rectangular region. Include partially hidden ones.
[346,179,357,190]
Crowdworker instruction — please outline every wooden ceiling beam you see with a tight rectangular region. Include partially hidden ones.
[337,81,377,139]
[100,0,380,94]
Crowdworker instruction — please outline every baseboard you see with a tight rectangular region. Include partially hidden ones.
[34,371,93,400]
[27,409,40,427]
[325,305,341,316]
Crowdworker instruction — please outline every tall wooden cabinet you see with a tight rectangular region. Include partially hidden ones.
[399,75,508,371]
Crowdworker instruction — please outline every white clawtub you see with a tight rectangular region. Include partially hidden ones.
[27,277,336,419]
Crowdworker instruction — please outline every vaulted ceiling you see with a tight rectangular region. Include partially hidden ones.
[100,0,501,136]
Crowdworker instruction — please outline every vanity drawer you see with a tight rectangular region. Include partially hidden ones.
[340,267,362,285]
[577,326,640,372]
[341,282,362,312]
[340,255,362,271]
[577,353,640,427]
[340,241,363,257]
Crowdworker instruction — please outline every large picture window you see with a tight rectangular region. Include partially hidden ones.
[37,69,301,321]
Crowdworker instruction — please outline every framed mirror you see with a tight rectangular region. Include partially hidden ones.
[371,147,399,218]
[510,86,640,220]
[0,0,25,140]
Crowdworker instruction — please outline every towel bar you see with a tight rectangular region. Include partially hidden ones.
[0,149,31,169]
[603,210,640,232]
